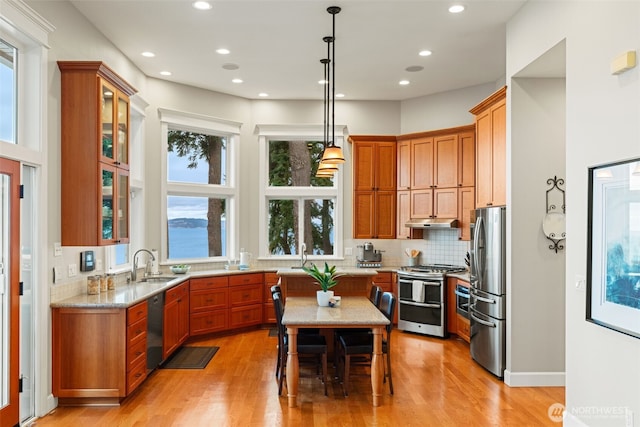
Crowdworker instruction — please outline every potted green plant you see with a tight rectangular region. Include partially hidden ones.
[302,262,341,306]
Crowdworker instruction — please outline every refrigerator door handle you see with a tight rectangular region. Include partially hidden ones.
[470,307,497,328]
[472,216,483,280]
[472,293,496,304]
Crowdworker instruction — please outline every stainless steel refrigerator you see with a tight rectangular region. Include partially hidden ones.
[469,206,506,378]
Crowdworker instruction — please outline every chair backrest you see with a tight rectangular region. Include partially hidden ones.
[271,284,282,298]
[272,292,286,344]
[378,292,396,334]
[369,284,383,307]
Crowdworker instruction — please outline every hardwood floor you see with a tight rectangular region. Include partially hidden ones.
[34,328,564,427]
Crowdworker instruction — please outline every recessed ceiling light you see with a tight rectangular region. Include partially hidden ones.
[232,78,243,84]
[406,65,424,72]
[216,48,230,55]
[449,4,465,13]
[192,1,212,10]
[160,71,172,76]
[336,93,345,98]
[141,51,155,58]
[258,92,269,97]
[419,50,432,57]
[222,63,239,70]
[399,80,410,86]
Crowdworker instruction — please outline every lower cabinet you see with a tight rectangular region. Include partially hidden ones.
[263,272,279,323]
[189,276,229,336]
[163,281,190,360]
[229,273,263,328]
[52,301,148,404]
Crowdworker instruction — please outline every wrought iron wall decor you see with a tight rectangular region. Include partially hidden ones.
[543,176,566,253]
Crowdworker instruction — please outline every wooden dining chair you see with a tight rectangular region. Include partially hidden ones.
[336,291,396,396]
[333,284,383,356]
[272,292,328,396]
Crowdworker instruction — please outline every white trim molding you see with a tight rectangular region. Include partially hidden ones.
[504,369,566,387]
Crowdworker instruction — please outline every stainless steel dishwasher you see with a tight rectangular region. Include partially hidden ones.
[147,292,164,370]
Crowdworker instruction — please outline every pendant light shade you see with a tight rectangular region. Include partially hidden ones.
[321,145,345,163]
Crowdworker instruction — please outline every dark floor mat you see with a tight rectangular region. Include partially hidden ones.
[160,346,219,369]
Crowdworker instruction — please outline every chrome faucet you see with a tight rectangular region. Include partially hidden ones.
[132,249,155,282]
[300,243,308,268]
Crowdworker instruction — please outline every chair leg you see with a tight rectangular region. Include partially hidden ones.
[386,351,393,395]
[322,353,328,396]
[278,349,286,396]
[343,354,350,396]
[275,344,281,378]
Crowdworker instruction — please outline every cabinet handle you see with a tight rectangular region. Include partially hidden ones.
[114,161,120,165]
[135,373,142,378]
[135,351,142,356]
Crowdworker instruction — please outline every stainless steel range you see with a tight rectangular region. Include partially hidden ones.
[397,264,467,338]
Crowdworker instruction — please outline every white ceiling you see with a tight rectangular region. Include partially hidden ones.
[69,0,527,101]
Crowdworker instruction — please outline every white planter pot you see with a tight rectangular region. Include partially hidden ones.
[316,290,334,306]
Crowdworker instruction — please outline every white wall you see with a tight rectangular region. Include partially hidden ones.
[400,82,497,133]
[508,1,640,425]
[508,78,566,384]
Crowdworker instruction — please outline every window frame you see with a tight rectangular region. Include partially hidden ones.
[257,124,345,261]
[159,108,241,264]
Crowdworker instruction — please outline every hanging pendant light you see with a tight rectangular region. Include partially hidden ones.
[316,51,335,178]
[320,6,345,164]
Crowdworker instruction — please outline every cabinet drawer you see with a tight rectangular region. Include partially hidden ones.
[190,288,228,313]
[190,310,228,335]
[373,272,391,284]
[264,272,279,284]
[229,273,263,287]
[263,302,276,323]
[127,337,147,369]
[190,276,228,291]
[229,284,263,307]
[229,304,263,328]
[127,301,148,326]
[166,282,189,304]
[127,317,147,344]
[126,357,147,394]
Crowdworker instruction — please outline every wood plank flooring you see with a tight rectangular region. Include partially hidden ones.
[33,328,564,427]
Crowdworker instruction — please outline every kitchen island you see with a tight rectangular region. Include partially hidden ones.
[276,267,378,297]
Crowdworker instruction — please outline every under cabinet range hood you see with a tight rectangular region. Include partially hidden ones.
[405,218,458,228]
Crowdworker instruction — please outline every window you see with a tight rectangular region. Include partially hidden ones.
[0,38,16,144]
[159,109,240,263]
[258,125,344,260]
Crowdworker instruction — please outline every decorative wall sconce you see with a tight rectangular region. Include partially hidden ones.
[543,176,566,253]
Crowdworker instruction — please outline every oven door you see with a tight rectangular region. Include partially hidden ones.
[455,284,470,319]
[397,274,445,336]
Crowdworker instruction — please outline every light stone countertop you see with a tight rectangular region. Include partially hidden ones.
[50,268,264,309]
[281,296,389,327]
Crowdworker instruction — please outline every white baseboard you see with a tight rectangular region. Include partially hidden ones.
[504,369,566,387]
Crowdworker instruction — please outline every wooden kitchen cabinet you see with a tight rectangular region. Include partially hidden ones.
[396,126,475,236]
[263,272,279,323]
[470,86,506,208]
[190,276,229,335]
[58,61,137,246]
[446,278,458,335]
[397,139,411,191]
[351,136,397,239]
[163,281,190,359]
[229,273,264,329]
[52,302,147,404]
[458,187,475,241]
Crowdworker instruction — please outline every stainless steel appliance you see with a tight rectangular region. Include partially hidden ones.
[356,242,382,268]
[469,206,507,378]
[397,264,466,337]
[147,292,164,370]
[454,284,470,319]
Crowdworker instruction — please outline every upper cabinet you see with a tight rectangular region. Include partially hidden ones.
[58,61,137,246]
[396,126,475,239]
[351,136,397,239]
[470,86,506,208]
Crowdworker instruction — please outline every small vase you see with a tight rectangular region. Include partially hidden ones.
[316,290,334,306]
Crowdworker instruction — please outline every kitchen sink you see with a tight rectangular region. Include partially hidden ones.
[137,276,176,283]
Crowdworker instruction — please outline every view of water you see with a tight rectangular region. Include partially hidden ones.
[168,227,209,259]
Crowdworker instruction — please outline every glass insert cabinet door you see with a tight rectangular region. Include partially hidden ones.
[100,79,129,168]
[101,164,129,244]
